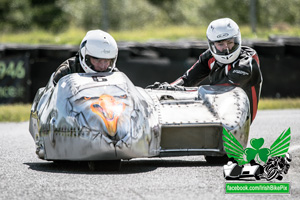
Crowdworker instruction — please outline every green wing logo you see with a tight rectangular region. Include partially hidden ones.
[222,128,248,165]
[223,128,291,165]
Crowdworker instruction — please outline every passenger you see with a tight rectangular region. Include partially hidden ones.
[53,29,118,85]
[147,18,263,123]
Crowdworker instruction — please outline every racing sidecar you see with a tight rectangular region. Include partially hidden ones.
[29,71,251,170]
[223,160,262,180]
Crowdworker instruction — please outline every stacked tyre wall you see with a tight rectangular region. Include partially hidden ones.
[0,36,299,103]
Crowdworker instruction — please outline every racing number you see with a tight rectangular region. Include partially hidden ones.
[0,60,26,79]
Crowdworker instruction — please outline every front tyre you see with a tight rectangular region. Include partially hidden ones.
[205,155,228,165]
[88,160,121,171]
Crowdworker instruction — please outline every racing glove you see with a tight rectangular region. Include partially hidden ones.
[146,82,186,91]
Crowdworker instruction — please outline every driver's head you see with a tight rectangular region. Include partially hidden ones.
[206,18,241,64]
[79,30,118,73]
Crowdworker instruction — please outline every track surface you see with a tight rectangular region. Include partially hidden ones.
[1,109,299,200]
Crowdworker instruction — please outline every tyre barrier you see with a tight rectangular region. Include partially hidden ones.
[253,42,285,58]
[0,37,300,103]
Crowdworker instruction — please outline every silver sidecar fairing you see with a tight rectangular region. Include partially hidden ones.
[146,85,250,157]
[29,72,160,161]
[29,72,250,161]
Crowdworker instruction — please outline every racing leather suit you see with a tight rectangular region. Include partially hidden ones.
[53,53,118,85]
[53,53,85,85]
[171,46,262,123]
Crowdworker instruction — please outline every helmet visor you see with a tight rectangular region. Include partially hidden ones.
[209,35,241,56]
[85,55,113,72]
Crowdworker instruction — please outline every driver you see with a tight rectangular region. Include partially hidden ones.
[148,18,263,123]
[53,29,118,85]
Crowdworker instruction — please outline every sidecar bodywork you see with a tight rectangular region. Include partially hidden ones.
[29,72,250,164]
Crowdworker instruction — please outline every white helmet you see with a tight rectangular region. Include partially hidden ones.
[79,30,118,73]
[206,18,241,64]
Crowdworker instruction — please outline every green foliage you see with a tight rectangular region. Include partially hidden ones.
[2,0,300,33]
[0,0,68,33]
[198,0,250,25]
[0,0,32,32]
[257,0,300,27]
[31,1,69,32]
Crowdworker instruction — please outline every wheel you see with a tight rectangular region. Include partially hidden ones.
[205,155,228,165]
[255,175,261,180]
[254,166,263,180]
[53,160,71,165]
[88,160,121,171]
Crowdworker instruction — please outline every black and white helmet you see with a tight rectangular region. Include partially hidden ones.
[79,30,118,73]
[206,18,241,64]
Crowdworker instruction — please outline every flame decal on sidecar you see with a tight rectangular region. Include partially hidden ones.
[90,94,126,137]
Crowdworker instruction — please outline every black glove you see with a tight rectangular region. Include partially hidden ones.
[145,82,162,89]
[146,82,186,91]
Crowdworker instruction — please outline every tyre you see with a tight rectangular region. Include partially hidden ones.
[88,160,121,171]
[255,175,261,180]
[205,155,228,165]
[53,160,71,165]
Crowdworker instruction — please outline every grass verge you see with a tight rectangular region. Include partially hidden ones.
[1,25,300,45]
[0,98,299,122]
[0,104,32,122]
[258,98,300,110]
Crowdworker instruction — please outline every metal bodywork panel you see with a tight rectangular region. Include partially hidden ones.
[146,86,250,157]
[29,72,250,161]
[30,72,160,160]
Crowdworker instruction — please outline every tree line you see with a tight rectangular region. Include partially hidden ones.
[1,0,300,32]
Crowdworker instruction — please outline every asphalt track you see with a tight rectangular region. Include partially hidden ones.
[0,109,299,200]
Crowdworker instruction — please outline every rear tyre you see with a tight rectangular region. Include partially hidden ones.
[255,175,261,180]
[53,160,71,165]
[205,155,228,165]
[88,160,121,171]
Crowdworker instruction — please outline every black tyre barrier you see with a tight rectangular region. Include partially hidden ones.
[151,45,191,60]
[269,35,300,43]
[285,42,300,57]
[190,42,208,58]
[117,47,133,60]
[259,56,300,97]
[241,39,254,48]
[1,38,300,103]
[37,45,76,59]
[0,45,5,58]
[3,44,39,58]
[117,58,194,87]
[253,42,285,58]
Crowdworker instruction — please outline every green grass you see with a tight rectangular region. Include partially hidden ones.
[1,24,300,45]
[258,98,300,110]
[0,104,32,122]
[0,27,86,45]
[0,99,299,122]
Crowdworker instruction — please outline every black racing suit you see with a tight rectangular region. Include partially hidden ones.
[171,46,263,123]
[53,52,118,85]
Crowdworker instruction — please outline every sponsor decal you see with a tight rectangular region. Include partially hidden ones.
[232,69,249,76]
[0,55,29,103]
[101,49,111,54]
[217,33,229,38]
